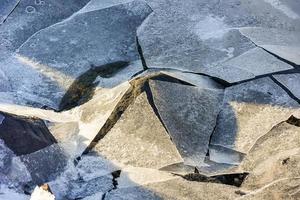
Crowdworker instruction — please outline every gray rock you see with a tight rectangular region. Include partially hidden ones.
[0,0,90,51]
[202,47,293,84]
[94,92,183,169]
[138,0,299,76]
[241,122,300,190]
[149,80,223,166]
[273,73,300,101]
[20,144,68,185]
[240,27,300,65]
[106,177,240,200]
[210,77,300,164]
[0,0,19,24]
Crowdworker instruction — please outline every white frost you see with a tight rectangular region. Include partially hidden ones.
[194,15,230,40]
[263,0,299,19]
[0,186,29,200]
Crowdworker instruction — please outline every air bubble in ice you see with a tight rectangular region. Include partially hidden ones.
[26,6,36,13]
[35,0,45,5]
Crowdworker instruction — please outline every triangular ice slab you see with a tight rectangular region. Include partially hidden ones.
[93,92,183,169]
[149,80,223,166]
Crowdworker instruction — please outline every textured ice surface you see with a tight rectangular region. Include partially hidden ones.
[241,122,300,190]
[17,0,151,93]
[210,78,300,159]
[0,0,299,199]
[49,155,116,199]
[273,73,300,101]
[0,81,131,158]
[94,92,183,169]
[240,27,300,65]
[149,80,223,166]
[0,0,19,24]
[138,0,300,78]
[0,186,29,200]
[0,0,90,51]
[201,47,293,83]
[106,178,239,200]
[0,0,148,109]
[263,0,299,19]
